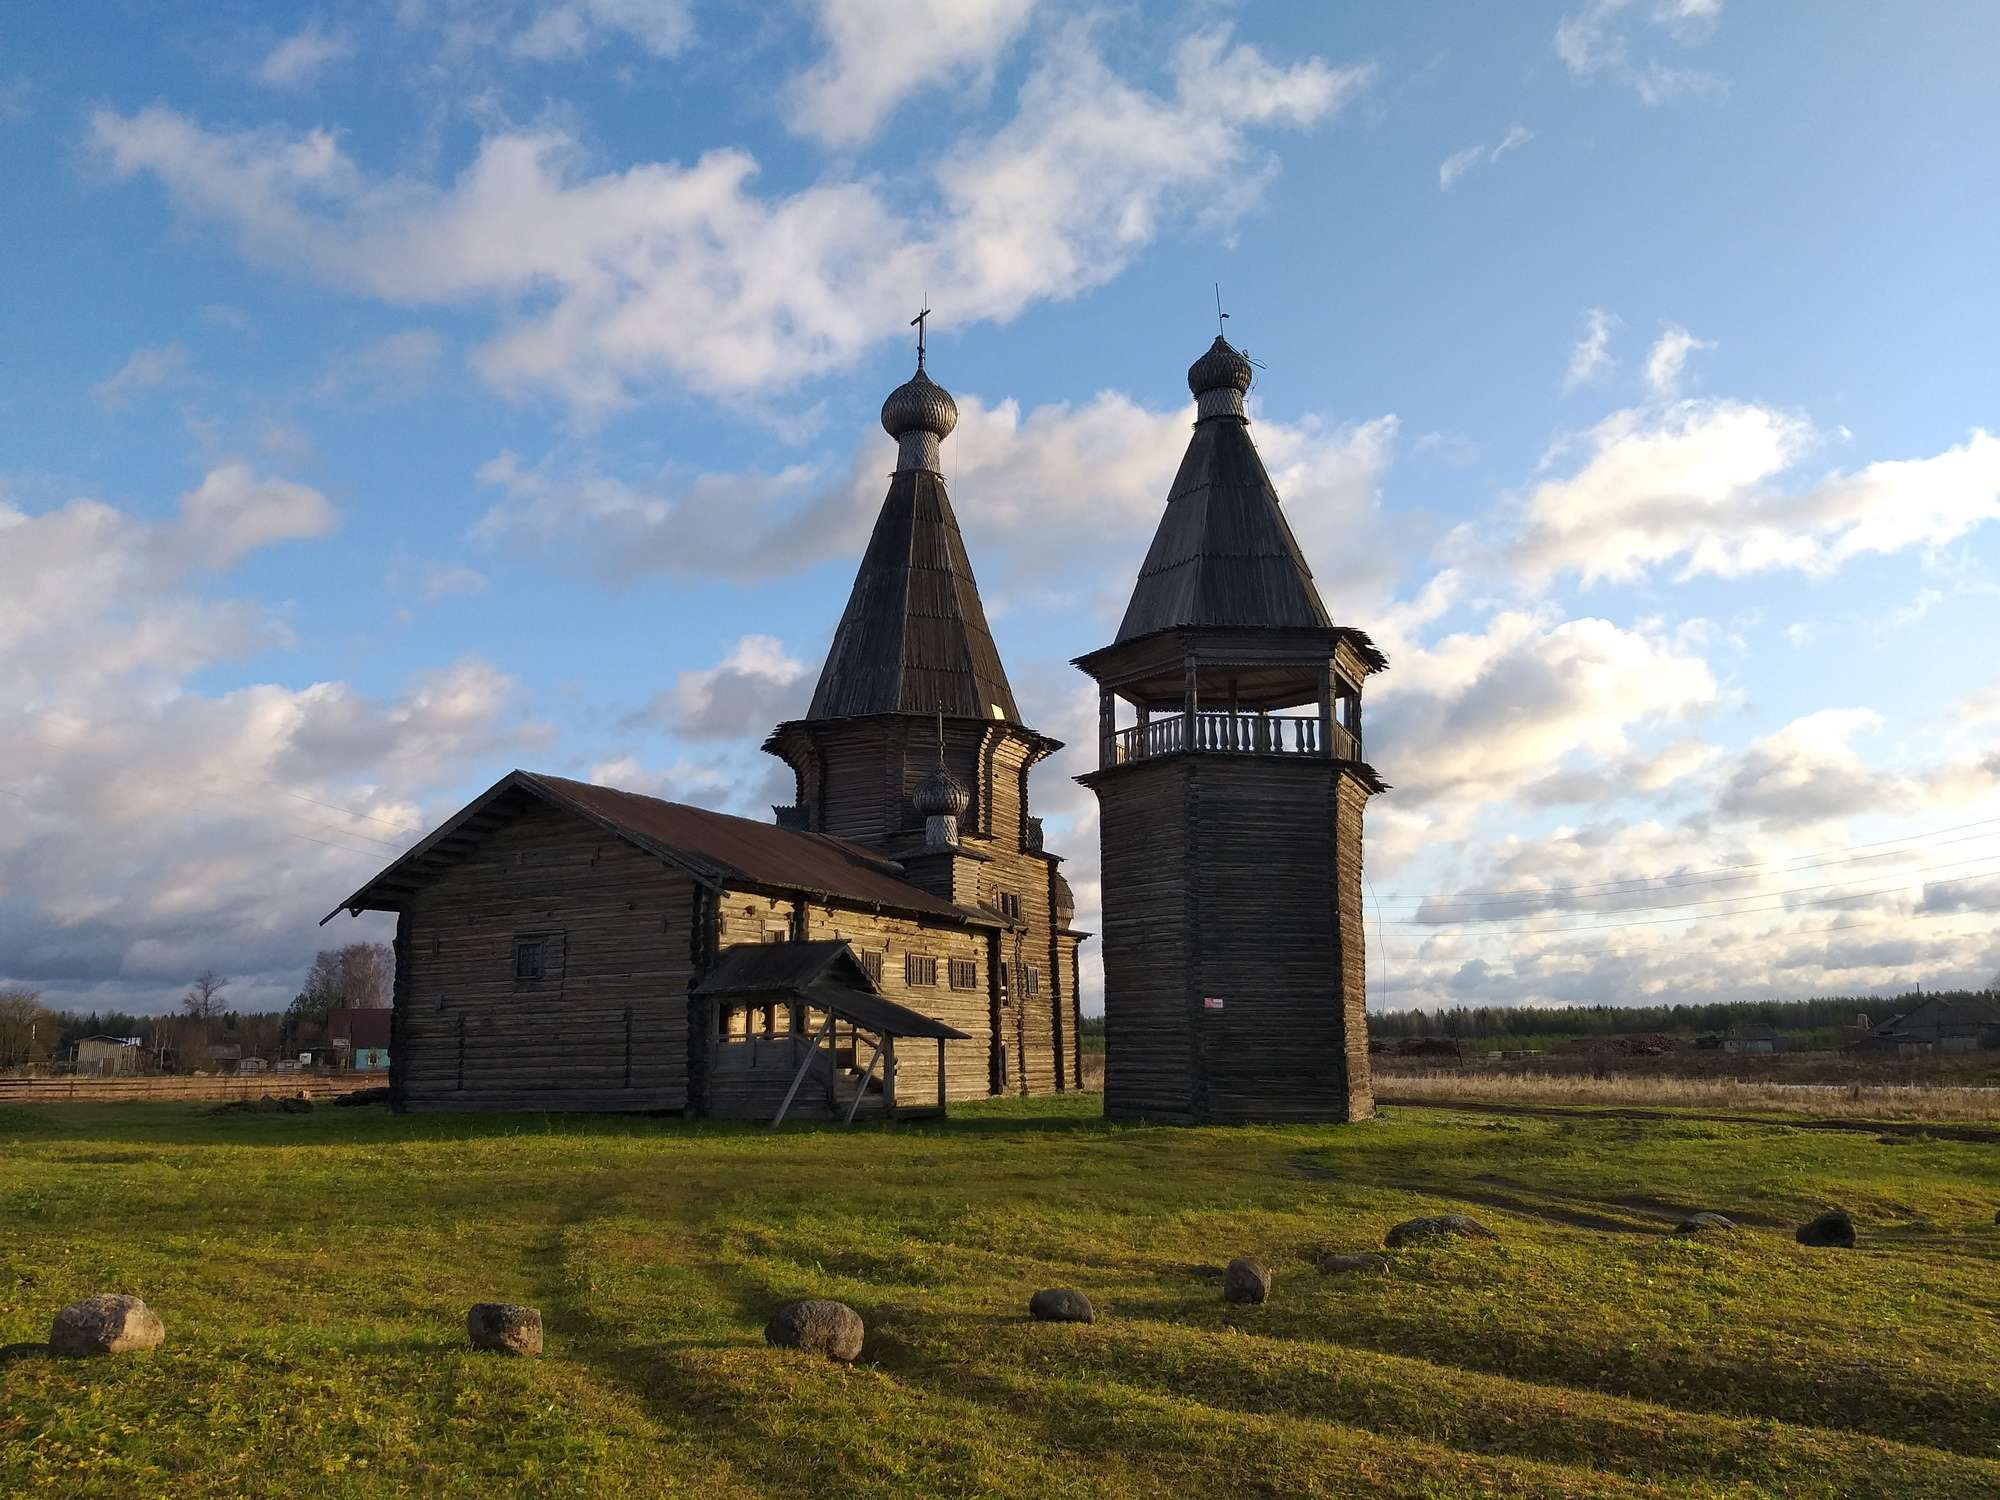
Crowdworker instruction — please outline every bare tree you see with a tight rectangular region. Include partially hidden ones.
[183,969,230,1020]
[0,987,59,1070]
[336,942,394,1009]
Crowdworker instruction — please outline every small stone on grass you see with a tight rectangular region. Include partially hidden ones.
[1796,1209,1856,1249]
[1385,1214,1496,1248]
[1674,1213,1737,1234]
[1028,1288,1095,1324]
[467,1303,543,1356]
[1316,1252,1389,1275]
[50,1294,164,1357]
[1222,1257,1270,1305]
[765,1299,864,1362]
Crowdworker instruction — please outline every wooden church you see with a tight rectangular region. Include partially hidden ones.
[326,335,1087,1118]
[1076,334,1388,1124]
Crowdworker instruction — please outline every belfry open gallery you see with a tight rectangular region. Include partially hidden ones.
[326,323,1387,1125]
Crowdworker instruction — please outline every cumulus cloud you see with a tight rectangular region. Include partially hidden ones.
[471,387,1401,623]
[787,0,1037,147]
[1563,308,1617,390]
[1644,323,1714,396]
[419,563,488,601]
[257,22,355,88]
[1516,400,2000,585]
[92,343,191,408]
[628,634,814,739]
[1438,124,1532,191]
[88,26,1365,410]
[0,472,540,1012]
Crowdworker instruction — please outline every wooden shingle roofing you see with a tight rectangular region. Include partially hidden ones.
[805,467,1020,723]
[323,770,991,926]
[1115,401,1333,642]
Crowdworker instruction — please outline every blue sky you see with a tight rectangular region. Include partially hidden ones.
[3,0,1998,1016]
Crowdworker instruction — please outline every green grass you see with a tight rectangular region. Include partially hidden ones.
[3,1096,1998,1498]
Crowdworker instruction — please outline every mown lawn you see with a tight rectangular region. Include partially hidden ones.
[2,1095,1998,1498]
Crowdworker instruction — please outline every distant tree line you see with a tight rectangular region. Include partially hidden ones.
[0,941,393,1070]
[1368,986,1999,1045]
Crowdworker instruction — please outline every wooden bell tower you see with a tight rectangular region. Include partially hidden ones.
[1074,335,1388,1124]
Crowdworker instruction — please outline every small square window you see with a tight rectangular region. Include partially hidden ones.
[513,938,546,981]
[856,949,884,985]
[999,891,1022,921]
[904,953,938,987]
[949,958,978,990]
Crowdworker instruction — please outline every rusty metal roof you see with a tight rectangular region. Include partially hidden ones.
[799,981,970,1041]
[804,466,1019,723]
[324,770,981,925]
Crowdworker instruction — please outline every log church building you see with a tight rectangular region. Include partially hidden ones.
[327,331,1087,1119]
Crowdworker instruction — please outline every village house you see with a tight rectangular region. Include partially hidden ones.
[325,334,1087,1118]
[73,1035,143,1076]
[324,1008,392,1071]
[1859,995,2000,1055]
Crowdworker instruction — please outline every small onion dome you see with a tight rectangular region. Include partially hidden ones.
[1052,872,1076,924]
[1187,335,1253,398]
[881,367,959,442]
[912,763,970,819]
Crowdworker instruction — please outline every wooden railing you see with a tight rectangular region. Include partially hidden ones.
[1112,713,1357,764]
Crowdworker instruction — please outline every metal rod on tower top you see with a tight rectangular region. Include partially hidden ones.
[1214,283,1229,338]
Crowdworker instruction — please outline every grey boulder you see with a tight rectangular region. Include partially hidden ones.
[1222,1257,1271,1305]
[1028,1288,1095,1324]
[50,1294,165,1357]
[467,1303,544,1356]
[1385,1213,1496,1248]
[765,1299,864,1362]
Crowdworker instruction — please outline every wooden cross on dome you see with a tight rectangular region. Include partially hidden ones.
[911,305,931,370]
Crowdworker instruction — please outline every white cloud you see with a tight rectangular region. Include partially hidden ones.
[1438,123,1532,191]
[1563,308,1618,390]
[787,0,1037,148]
[1555,0,1723,103]
[0,473,539,1012]
[1517,399,2000,584]
[1643,323,1714,396]
[92,343,191,408]
[88,25,1366,411]
[257,22,355,88]
[633,634,813,739]
[419,563,489,601]
[511,0,694,59]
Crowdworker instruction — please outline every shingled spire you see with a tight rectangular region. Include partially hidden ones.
[803,352,1019,722]
[1114,336,1332,643]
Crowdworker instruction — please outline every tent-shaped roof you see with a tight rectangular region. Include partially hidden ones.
[1115,405,1333,643]
[324,771,990,926]
[805,467,1019,723]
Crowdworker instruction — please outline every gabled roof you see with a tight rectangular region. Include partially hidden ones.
[695,940,969,1040]
[324,771,986,926]
[694,940,876,996]
[805,468,1019,722]
[1869,994,2000,1035]
[1116,407,1333,642]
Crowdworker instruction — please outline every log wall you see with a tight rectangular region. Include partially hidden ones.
[1088,755,1373,1123]
[394,800,693,1112]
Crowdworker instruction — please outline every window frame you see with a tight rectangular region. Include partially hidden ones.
[512,936,548,983]
[948,957,978,991]
[904,952,938,987]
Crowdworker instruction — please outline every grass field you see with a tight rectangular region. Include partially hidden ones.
[1377,1068,2000,1122]
[4,1095,1999,1498]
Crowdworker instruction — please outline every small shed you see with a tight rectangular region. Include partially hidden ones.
[1722,1029,1781,1055]
[74,1035,142,1076]
[693,940,969,1125]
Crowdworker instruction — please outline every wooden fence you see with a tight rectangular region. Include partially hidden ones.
[0,1074,384,1106]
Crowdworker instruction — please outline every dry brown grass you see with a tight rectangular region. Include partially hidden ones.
[1375,1068,2000,1122]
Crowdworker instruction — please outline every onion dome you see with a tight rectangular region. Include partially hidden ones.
[1052,871,1075,925]
[912,762,970,820]
[1187,336,1253,399]
[881,367,959,443]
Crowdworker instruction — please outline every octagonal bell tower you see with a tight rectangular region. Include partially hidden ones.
[1074,335,1388,1124]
